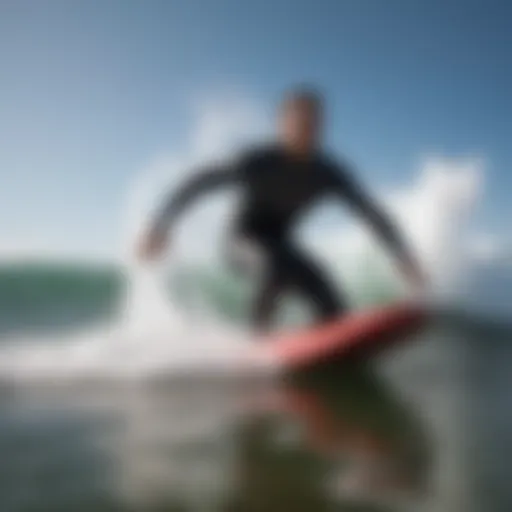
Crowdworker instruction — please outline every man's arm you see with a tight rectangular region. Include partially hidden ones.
[330,163,425,288]
[138,163,239,260]
[150,166,238,237]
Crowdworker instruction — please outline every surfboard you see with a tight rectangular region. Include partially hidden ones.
[258,302,426,371]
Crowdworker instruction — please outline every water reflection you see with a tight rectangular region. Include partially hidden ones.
[227,368,431,511]
[2,317,512,511]
[0,363,430,512]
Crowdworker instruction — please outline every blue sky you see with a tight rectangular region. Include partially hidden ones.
[0,0,510,258]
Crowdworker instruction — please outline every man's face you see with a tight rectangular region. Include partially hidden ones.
[280,100,322,155]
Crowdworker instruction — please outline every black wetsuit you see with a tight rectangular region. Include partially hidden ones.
[152,145,409,330]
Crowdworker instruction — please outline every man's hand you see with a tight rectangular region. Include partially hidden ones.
[137,229,169,262]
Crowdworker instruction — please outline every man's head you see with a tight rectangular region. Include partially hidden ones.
[279,86,324,156]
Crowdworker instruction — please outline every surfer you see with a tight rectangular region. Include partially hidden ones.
[137,87,425,332]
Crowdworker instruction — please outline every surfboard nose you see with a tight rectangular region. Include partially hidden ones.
[253,303,426,371]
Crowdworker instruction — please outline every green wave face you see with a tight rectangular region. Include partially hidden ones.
[0,263,124,336]
[0,251,403,336]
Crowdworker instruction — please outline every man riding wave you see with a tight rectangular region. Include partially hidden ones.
[138,87,425,332]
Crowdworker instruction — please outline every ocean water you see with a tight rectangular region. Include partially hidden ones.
[0,258,511,512]
[2,100,511,511]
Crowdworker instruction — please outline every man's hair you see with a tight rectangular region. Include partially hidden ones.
[280,86,323,115]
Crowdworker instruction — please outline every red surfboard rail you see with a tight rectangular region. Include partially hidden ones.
[258,302,426,370]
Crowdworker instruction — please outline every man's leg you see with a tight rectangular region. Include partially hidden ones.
[224,234,286,333]
[227,235,346,331]
[251,265,286,333]
[275,242,348,323]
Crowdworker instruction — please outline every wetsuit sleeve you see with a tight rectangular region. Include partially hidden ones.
[329,164,412,263]
[150,163,240,237]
